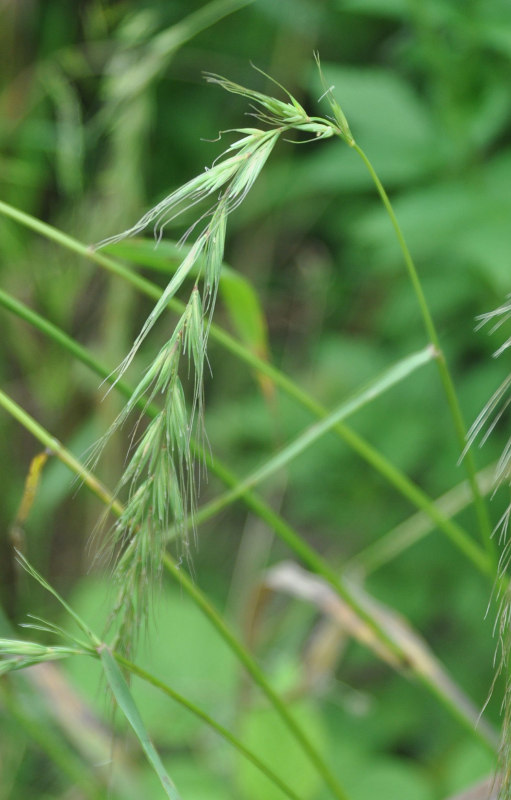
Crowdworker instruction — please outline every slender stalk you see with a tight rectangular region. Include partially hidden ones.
[349,464,497,576]
[163,555,360,797]
[0,388,498,750]
[351,143,495,565]
[0,206,488,560]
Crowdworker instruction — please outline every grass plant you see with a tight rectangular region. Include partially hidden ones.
[85,64,495,667]
[1,10,510,798]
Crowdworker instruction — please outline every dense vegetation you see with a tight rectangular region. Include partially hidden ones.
[2,1,511,798]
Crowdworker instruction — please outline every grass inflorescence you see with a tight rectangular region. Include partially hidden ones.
[466,298,511,798]
[94,65,351,654]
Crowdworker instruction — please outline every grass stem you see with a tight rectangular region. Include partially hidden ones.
[351,143,495,567]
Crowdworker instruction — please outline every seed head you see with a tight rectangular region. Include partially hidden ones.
[94,59,349,656]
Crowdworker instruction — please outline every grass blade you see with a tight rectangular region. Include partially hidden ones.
[98,645,182,800]
[350,464,497,575]
[191,346,445,526]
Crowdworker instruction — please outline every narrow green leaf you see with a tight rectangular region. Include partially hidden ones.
[99,645,182,800]
[219,269,269,359]
[193,345,439,525]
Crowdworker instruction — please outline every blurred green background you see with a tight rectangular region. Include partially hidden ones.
[2,1,511,798]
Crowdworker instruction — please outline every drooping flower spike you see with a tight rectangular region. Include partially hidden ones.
[94,62,351,655]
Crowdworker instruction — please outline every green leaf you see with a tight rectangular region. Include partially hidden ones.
[67,580,238,747]
[99,645,182,800]
[193,344,437,524]
[219,269,268,360]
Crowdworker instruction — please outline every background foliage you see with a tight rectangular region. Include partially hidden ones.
[2,1,511,798]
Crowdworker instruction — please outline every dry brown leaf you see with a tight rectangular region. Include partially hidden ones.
[250,560,498,748]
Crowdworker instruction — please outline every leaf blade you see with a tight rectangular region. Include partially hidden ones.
[99,646,182,800]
